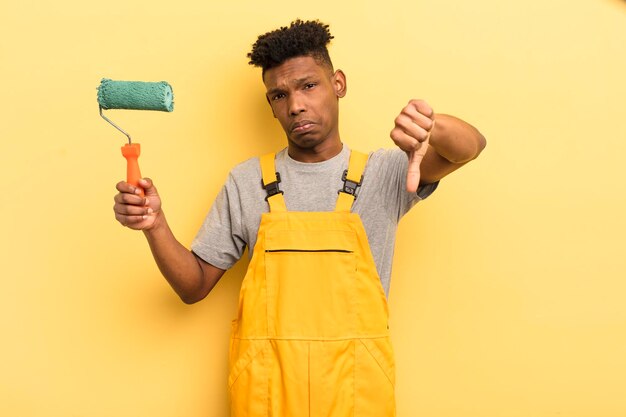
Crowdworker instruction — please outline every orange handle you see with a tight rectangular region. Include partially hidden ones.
[121,143,144,197]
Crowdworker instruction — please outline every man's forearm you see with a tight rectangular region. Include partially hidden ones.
[142,211,206,303]
[430,114,486,164]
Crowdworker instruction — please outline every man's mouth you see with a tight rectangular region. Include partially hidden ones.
[291,120,315,133]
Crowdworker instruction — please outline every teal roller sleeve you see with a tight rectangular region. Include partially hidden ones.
[97,78,174,112]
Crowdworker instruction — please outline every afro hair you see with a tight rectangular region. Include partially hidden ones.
[248,19,334,74]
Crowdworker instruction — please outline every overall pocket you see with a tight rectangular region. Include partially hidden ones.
[264,227,359,338]
[354,337,396,416]
[265,248,357,338]
[228,338,269,416]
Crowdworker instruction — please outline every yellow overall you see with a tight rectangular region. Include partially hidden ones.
[229,150,396,417]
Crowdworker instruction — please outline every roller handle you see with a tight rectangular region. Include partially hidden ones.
[121,143,144,197]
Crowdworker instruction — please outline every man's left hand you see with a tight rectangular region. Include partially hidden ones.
[390,99,436,193]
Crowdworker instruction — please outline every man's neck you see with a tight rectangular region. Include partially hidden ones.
[287,138,343,163]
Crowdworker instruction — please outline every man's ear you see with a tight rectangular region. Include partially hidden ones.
[333,69,347,98]
[265,95,277,118]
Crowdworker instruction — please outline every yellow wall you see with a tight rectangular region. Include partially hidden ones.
[1,0,625,415]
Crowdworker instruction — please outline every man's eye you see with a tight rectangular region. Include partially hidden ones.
[272,93,285,101]
[304,83,316,89]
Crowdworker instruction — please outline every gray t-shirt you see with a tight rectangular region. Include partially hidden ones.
[191,145,438,296]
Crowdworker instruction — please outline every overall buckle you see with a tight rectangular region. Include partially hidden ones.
[262,172,283,201]
[339,170,363,198]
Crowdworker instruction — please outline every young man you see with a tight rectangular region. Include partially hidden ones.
[114,19,485,417]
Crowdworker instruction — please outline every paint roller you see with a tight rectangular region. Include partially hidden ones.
[97,78,174,196]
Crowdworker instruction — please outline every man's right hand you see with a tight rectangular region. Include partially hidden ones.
[113,178,162,230]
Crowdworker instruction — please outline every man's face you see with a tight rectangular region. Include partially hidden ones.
[263,55,346,156]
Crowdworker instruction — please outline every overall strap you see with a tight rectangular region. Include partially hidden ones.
[335,150,369,212]
[260,153,287,212]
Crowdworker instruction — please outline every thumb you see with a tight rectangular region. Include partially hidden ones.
[405,120,435,193]
[139,178,159,197]
[405,135,430,193]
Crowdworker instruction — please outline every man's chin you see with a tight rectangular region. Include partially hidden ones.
[287,135,322,150]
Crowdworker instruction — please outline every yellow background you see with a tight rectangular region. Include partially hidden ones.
[1,0,625,415]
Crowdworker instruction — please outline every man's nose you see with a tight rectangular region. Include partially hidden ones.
[288,93,306,116]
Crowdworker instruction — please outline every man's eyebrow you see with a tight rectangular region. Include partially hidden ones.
[293,75,316,84]
[266,87,284,97]
[266,75,319,96]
